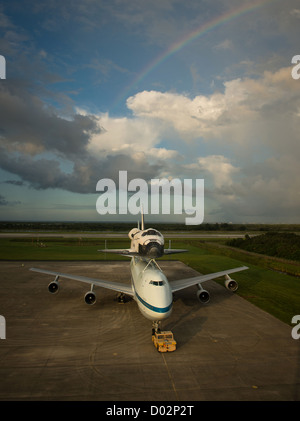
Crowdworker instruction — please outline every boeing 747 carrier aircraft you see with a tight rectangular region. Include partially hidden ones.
[30,214,248,333]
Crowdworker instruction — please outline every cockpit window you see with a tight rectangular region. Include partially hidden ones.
[141,229,161,236]
[149,280,165,286]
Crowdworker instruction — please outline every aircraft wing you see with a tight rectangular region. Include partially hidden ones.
[30,267,134,296]
[170,266,248,292]
[164,248,188,255]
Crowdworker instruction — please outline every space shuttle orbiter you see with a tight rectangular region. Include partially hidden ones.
[100,210,188,259]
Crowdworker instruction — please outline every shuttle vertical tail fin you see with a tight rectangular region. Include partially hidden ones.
[141,205,145,231]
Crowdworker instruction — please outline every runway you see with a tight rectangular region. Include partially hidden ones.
[0,261,299,401]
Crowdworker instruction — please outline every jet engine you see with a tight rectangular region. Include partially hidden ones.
[224,275,238,292]
[48,279,59,294]
[196,284,210,304]
[84,291,96,305]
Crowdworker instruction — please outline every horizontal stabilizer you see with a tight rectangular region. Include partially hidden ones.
[99,249,140,257]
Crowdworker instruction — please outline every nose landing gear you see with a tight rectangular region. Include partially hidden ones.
[152,320,161,335]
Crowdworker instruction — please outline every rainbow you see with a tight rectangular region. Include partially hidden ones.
[112,0,276,110]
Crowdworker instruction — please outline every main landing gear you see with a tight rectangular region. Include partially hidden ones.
[117,292,126,303]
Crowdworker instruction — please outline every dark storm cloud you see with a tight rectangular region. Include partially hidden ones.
[0,74,110,195]
[0,81,100,157]
[4,180,25,186]
[0,194,21,206]
[0,195,9,206]
[0,52,162,195]
[0,145,163,194]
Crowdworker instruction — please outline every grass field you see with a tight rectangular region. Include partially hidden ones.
[0,236,299,326]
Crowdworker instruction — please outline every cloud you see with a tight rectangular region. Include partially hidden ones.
[0,194,21,207]
[0,82,100,157]
[1,57,300,222]
[127,66,300,152]
[290,9,300,18]
[197,155,239,189]
[0,195,8,206]
[4,180,25,186]
[0,147,164,194]
[126,90,227,139]
[0,83,172,195]
[148,147,181,160]
[124,67,300,221]
[214,39,234,50]
[193,153,300,222]
[86,112,160,157]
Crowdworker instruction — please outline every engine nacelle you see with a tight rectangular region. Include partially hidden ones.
[196,285,210,304]
[84,291,96,305]
[48,280,59,294]
[225,275,238,292]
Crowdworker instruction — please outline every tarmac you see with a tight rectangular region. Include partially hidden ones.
[0,260,299,401]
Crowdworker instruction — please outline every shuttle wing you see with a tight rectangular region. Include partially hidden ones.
[100,248,188,257]
[170,266,248,292]
[30,267,134,296]
[163,248,188,255]
[99,248,140,257]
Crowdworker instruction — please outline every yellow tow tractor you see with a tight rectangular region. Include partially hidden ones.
[152,330,177,352]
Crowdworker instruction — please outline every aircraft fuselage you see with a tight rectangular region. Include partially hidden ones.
[130,257,173,322]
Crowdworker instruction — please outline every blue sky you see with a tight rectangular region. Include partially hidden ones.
[0,0,300,223]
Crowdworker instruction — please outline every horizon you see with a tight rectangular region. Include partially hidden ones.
[1,220,299,228]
